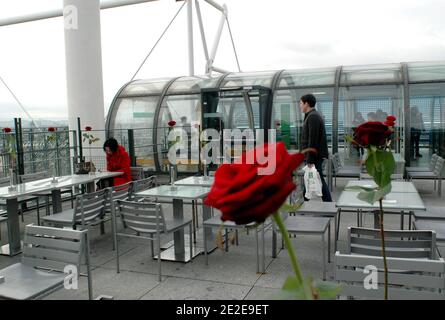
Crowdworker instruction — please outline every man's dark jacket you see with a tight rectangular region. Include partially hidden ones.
[301,108,329,163]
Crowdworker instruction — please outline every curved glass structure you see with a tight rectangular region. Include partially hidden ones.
[106,61,445,173]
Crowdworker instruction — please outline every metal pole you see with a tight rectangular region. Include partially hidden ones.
[128,129,136,167]
[0,0,160,27]
[187,0,194,76]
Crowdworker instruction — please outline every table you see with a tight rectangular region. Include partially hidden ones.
[336,181,426,237]
[174,176,214,188]
[135,185,212,263]
[346,180,418,193]
[0,171,122,256]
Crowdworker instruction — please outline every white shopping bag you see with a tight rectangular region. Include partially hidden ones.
[303,165,323,199]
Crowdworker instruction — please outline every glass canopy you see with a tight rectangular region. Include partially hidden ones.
[106,61,445,173]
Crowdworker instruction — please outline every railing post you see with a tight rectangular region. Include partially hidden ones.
[77,117,83,162]
[128,129,136,166]
[14,118,24,177]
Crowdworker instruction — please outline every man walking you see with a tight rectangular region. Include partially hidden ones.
[300,93,332,202]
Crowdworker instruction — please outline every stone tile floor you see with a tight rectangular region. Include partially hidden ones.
[0,178,443,300]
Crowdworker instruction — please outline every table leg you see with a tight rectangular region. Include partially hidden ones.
[51,189,63,213]
[335,209,341,253]
[0,198,22,256]
[173,199,185,258]
[202,204,215,253]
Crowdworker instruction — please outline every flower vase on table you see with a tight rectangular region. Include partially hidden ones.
[8,167,16,192]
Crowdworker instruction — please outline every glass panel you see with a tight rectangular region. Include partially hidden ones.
[409,83,445,165]
[167,76,220,94]
[157,94,201,173]
[220,71,276,88]
[119,78,171,97]
[340,63,402,85]
[272,88,333,151]
[339,85,404,165]
[277,68,336,88]
[108,97,159,170]
[408,61,445,82]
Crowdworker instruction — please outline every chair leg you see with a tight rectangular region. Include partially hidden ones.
[189,224,193,261]
[255,228,259,273]
[191,200,196,244]
[224,228,229,252]
[157,236,161,282]
[328,224,331,263]
[70,190,74,209]
[204,225,208,266]
[322,233,326,281]
[235,230,239,246]
[150,239,154,258]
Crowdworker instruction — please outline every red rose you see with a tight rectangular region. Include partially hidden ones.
[384,115,396,127]
[48,127,56,132]
[168,120,176,127]
[85,126,92,131]
[204,142,305,225]
[2,128,12,133]
[353,122,392,147]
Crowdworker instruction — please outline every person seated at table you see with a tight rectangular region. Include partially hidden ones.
[102,138,132,187]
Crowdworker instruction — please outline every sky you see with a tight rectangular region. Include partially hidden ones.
[0,0,444,122]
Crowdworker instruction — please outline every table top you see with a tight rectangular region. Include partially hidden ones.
[336,190,425,211]
[136,185,211,200]
[0,171,123,199]
[174,176,214,187]
[346,180,418,193]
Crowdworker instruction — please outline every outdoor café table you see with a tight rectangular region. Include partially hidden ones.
[336,185,426,237]
[346,180,418,193]
[174,176,214,188]
[0,171,123,256]
[135,185,212,263]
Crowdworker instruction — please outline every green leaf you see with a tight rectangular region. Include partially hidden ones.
[275,276,314,300]
[357,183,392,205]
[313,280,342,300]
[365,150,395,188]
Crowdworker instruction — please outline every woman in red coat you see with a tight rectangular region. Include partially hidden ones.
[103,138,132,186]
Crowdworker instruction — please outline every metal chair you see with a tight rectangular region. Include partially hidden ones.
[274,214,331,280]
[406,154,439,173]
[407,157,444,196]
[347,227,437,259]
[202,215,267,273]
[129,176,157,197]
[40,188,109,233]
[0,224,93,300]
[332,153,361,187]
[130,167,144,181]
[112,200,193,281]
[335,252,445,300]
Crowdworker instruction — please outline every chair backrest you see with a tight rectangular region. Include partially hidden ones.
[335,252,445,300]
[347,227,437,259]
[22,224,87,272]
[19,171,50,183]
[130,175,157,195]
[130,167,144,181]
[73,188,108,226]
[429,154,439,170]
[433,157,444,176]
[116,200,166,234]
[0,176,10,187]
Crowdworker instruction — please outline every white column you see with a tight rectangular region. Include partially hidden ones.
[187,0,194,76]
[63,0,105,148]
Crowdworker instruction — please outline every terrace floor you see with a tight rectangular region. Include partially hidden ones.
[0,177,443,300]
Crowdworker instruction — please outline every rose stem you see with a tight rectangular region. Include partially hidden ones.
[379,198,388,300]
[273,212,306,296]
